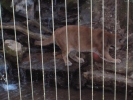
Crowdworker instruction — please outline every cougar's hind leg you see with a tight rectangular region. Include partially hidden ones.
[62,50,72,66]
[56,40,73,66]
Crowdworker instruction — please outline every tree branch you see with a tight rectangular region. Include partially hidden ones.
[0,22,48,40]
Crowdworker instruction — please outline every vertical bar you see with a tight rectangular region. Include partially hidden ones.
[102,0,105,100]
[11,0,22,100]
[64,0,70,100]
[125,0,129,100]
[0,3,10,100]
[90,0,93,100]
[38,0,46,100]
[25,0,34,100]
[114,0,117,100]
[77,0,81,100]
[51,0,58,100]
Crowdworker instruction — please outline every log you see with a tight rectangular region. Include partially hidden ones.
[82,46,133,93]
[0,22,51,40]
[93,50,133,75]
[83,70,133,93]
[19,52,88,71]
[27,20,52,34]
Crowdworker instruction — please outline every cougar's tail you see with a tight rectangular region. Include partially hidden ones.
[34,36,53,46]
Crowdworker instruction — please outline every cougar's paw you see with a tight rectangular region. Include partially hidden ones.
[79,58,85,63]
[65,61,72,66]
[116,59,121,63]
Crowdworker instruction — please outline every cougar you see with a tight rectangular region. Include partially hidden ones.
[35,25,123,66]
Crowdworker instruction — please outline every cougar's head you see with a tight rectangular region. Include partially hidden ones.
[115,34,124,50]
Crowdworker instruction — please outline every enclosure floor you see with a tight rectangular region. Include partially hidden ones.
[0,82,132,100]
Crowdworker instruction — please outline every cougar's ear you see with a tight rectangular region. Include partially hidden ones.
[120,33,124,37]
[118,38,123,43]
[117,34,125,44]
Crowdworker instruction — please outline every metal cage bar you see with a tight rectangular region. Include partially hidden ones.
[11,0,22,100]
[102,0,105,100]
[0,3,10,100]
[77,0,82,100]
[51,0,58,100]
[38,0,46,100]
[125,0,129,100]
[90,0,94,100]
[25,0,34,100]
[64,0,71,100]
[114,0,117,99]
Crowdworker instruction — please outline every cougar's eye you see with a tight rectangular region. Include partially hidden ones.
[119,39,122,43]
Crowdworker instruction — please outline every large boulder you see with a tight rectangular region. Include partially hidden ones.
[1,0,34,19]
[4,40,27,62]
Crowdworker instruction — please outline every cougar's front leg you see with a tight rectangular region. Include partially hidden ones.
[97,46,121,63]
[104,51,121,63]
[69,51,84,63]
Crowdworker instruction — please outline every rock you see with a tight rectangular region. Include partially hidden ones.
[83,70,133,93]
[1,0,11,13]
[81,47,133,94]
[19,52,91,87]
[71,69,87,89]
[79,2,90,25]
[79,0,126,34]
[20,52,89,71]
[0,55,10,83]
[67,0,77,9]
[94,50,133,75]
[118,0,133,32]
[67,0,86,7]
[0,84,17,91]
[4,40,27,60]
[1,0,34,19]
[14,0,34,19]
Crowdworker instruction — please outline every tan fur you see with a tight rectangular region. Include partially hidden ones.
[35,25,123,66]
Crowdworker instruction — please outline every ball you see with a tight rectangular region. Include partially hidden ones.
[93,53,102,63]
